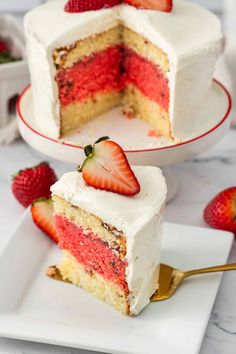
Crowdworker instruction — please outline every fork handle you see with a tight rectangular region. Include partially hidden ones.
[184,263,236,278]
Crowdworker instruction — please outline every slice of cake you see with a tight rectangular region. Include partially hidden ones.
[24,0,223,142]
[50,137,167,315]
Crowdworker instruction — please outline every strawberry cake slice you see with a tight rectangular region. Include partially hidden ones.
[24,0,223,142]
[50,137,167,315]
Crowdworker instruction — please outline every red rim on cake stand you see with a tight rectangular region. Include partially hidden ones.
[16,79,232,202]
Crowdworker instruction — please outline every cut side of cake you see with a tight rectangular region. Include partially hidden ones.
[54,26,170,138]
[51,166,167,315]
[24,0,223,142]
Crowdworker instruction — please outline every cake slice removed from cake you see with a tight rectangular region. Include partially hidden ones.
[50,137,167,315]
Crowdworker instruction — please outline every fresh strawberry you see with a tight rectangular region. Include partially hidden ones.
[64,0,121,13]
[12,162,57,208]
[31,198,59,243]
[78,136,140,196]
[203,187,236,235]
[0,38,9,53]
[124,0,173,12]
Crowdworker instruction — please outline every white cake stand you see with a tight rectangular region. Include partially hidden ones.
[16,80,232,201]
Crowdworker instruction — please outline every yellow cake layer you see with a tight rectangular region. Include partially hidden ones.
[53,26,169,73]
[123,27,170,73]
[60,90,122,137]
[60,86,172,140]
[124,85,173,140]
[53,27,122,69]
[58,251,130,315]
[53,195,127,259]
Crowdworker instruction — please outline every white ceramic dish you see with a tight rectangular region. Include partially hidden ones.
[16,80,231,166]
[0,14,29,127]
[0,210,233,354]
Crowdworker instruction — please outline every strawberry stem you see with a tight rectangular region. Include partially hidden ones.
[84,145,93,157]
[77,136,110,173]
[95,136,109,144]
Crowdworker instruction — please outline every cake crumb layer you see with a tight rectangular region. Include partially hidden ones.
[55,214,128,291]
[124,84,172,140]
[53,195,127,258]
[60,90,122,137]
[53,26,170,73]
[59,251,130,315]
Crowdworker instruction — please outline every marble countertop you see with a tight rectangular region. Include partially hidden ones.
[0,128,236,354]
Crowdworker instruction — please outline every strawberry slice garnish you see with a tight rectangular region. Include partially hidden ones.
[64,0,121,13]
[31,198,59,243]
[124,0,173,12]
[78,136,140,196]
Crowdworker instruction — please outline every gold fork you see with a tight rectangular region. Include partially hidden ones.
[151,263,236,301]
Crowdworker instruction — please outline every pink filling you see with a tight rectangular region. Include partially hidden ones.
[124,48,169,111]
[56,46,124,107]
[55,45,169,111]
[55,214,128,292]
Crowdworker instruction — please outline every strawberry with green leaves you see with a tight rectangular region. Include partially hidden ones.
[12,162,57,207]
[78,136,140,196]
[0,37,20,64]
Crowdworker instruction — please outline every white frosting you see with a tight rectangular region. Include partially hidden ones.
[24,0,223,141]
[51,166,167,315]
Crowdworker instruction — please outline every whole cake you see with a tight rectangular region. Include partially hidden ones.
[24,0,223,142]
[50,137,167,315]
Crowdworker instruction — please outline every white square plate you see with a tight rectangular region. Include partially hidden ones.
[0,210,233,354]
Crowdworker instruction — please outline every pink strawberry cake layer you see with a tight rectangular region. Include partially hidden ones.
[55,45,169,111]
[51,166,167,315]
[55,214,128,291]
[55,46,124,106]
[125,47,169,111]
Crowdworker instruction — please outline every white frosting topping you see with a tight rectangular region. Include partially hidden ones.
[51,166,167,314]
[24,0,222,57]
[24,0,223,141]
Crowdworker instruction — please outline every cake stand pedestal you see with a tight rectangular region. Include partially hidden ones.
[16,80,232,202]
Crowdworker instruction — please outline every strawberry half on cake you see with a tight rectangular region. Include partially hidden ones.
[24,0,223,142]
[50,137,167,315]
